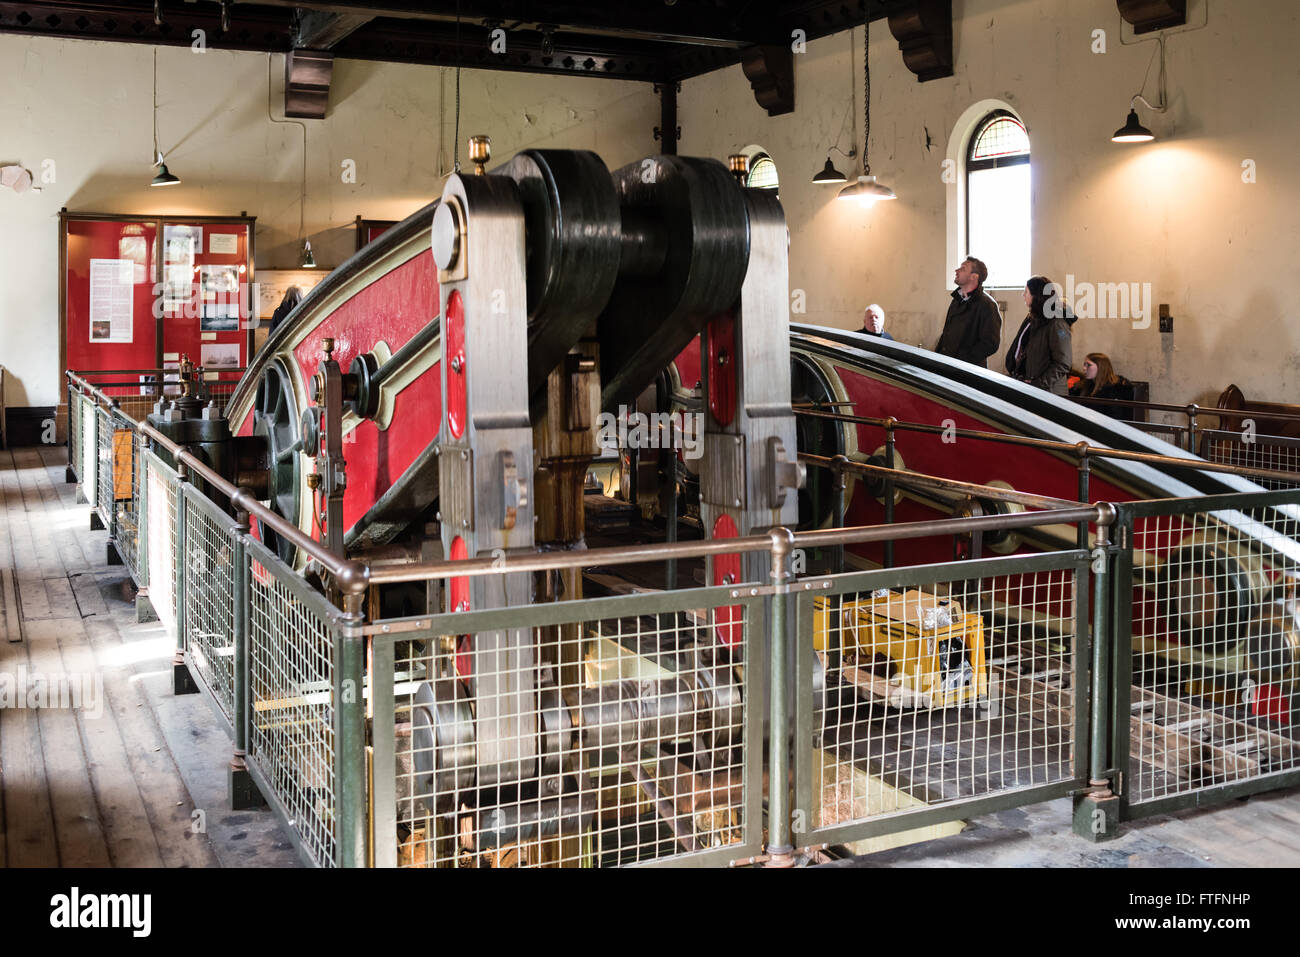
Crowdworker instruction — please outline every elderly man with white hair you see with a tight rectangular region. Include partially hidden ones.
[860,303,894,341]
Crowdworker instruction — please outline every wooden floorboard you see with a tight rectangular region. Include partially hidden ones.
[24,618,112,867]
[34,445,223,868]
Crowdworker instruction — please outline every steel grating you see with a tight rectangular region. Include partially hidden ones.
[247,542,340,868]
[183,488,240,722]
[144,450,180,641]
[796,552,1088,845]
[374,589,760,868]
[1125,496,1300,806]
[1204,430,1300,490]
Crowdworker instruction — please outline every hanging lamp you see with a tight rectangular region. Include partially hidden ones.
[838,21,894,204]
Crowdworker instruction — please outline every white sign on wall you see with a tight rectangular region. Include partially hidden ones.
[88,258,134,343]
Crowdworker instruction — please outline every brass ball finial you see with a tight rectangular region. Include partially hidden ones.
[728,153,748,185]
[469,135,491,175]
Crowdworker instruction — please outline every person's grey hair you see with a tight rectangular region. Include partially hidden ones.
[865,303,885,320]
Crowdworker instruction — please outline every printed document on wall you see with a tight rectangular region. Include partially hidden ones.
[89,258,134,343]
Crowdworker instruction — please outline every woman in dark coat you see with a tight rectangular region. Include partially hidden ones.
[1005,276,1075,395]
[1072,353,1135,420]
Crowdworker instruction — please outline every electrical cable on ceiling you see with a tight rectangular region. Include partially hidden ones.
[453,0,462,172]
[152,48,160,162]
[267,55,309,244]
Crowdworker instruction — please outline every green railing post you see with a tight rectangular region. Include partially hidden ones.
[765,528,795,867]
[883,419,896,568]
[335,563,370,868]
[228,493,263,809]
[66,380,75,479]
[1108,504,1136,821]
[1073,503,1120,841]
[830,454,848,574]
[172,466,198,695]
[1076,442,1091,548]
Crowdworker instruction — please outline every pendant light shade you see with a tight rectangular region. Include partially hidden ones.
[300,239,317,269]
[150,161,181,187]
[837,174,896,203]
[1112,108,1155,143]
[812,157,847,184]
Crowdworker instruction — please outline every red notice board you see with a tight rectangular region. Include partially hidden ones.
[64,218,159,373]
[61,212,256,383]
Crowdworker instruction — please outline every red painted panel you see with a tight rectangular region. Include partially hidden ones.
[445,290,466,440]
[288,249,441,539]
[711,513,743,648]
[65,219,159,373]
[673,336,702,392]
[706,313,736,427]
[450,536,472,678]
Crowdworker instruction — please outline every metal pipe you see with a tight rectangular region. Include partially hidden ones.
[830,454,848,574]
[765,528,794,865]
[173,464,189,670]
[883,419,896,568]
[1076,443,1091,549]
[1187,404,1199,454]
[795,408,1300,485]
[231,509,251,775]
[367,319,440,393]
[336,594,368,868]
[1089,505,1115,794]
[801,452,1079,511]
[367,505,1106,584]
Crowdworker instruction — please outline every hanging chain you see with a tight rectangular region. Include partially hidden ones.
[862,21,871,176]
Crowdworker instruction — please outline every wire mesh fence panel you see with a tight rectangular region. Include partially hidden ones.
[182,488,240,723]
[795,551,1088,847]
[96,405,114,526]
[1201,429,1300,490]
[246,538,342,868]
[144,450,180,642]
[68,391,82,483]
[371,586,763,869]
[1123,491,1300,809]
[112,412,143,580]
[80,399,97,505]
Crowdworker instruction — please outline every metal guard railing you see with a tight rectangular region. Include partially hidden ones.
[64,368,1300,866]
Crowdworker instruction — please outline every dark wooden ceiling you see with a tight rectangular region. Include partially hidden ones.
[0,0,922,82]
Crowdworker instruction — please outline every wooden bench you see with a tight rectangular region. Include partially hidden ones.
[1204,384,1300,471]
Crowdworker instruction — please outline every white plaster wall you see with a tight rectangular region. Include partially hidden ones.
[679,0,1300,406]
[0,36,659,406]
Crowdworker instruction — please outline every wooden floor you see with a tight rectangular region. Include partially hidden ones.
[0,445,296,867]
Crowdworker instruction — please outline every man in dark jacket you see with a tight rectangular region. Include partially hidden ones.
[860,304,895,340]
[935,257,1001,368]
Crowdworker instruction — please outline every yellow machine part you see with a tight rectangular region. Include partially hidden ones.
[814,589,988,708]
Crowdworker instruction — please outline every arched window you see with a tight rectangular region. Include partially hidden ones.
[965,111,1030,288]
[746,152,779,190]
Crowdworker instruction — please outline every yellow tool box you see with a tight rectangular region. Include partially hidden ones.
[814,589,988,708]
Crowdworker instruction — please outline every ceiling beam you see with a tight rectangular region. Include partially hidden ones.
[0,1,291,51]
[293,8,372,48]
[239,0,759,47]
[332,22,669,82]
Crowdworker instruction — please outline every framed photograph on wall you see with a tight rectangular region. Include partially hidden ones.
[199,264,242,330]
